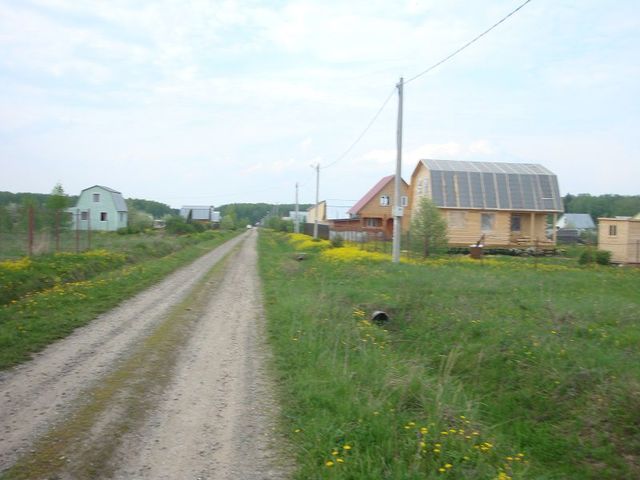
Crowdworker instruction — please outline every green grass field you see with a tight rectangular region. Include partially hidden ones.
[259,231,640,479]
[0,230,239,369]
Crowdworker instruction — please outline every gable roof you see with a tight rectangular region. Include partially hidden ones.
[419,159,563,212]
[558,213,595,230]
[80,185,128,212]
[348,175,401,215]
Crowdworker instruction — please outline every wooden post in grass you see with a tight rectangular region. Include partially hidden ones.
[75,209,80,253]
[28,205,34,257]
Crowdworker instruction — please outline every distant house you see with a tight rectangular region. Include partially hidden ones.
[598,214,640,264]
[409,159,563,248]
[179,206,220,224]
[330,175,410,240]
[69,185,128,231]
[283,211,308,223]
[307,200,353,225]
[556,213,596,232]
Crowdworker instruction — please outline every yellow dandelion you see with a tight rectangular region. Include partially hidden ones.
[325,461,334,467]
[343,445,352,451]
[336,458,344,463]
[445,463,453,469]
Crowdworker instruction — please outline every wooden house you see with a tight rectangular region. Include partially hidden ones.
[69,185,128,231]
[409,159,563,248]
[332,175,410,240]
[597,215,640,264]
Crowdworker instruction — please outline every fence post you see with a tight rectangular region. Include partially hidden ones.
[28,205,34,256]
[55,210,60,252]
[87,208,91,251]
[76,209,80,253]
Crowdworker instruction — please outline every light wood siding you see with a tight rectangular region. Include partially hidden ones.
[409,161,557,248]
[598,218,640,263]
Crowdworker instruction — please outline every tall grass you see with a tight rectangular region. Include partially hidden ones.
[0,231,239,369]
[259,231,640,479]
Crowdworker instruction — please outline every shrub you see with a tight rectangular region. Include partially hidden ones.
[330,235,344,248]
[578,249,595,265]
[579,249,611,266]
[595,250,611,265]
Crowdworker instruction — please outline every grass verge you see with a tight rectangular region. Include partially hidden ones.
[1,242,239,479]
[0,231,239,370]
[259,231,640,479]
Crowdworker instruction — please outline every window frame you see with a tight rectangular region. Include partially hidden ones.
[92,193,100,202]
[481,212,495,232]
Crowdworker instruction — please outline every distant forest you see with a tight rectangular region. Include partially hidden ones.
[563,194,640,220]
[0,191,176,219]
[2,190,637,224]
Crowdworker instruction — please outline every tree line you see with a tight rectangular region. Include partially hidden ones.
[563,194,640,220]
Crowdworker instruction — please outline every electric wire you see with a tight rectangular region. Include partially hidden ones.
[321,86,397,170]
[405,0,533,85]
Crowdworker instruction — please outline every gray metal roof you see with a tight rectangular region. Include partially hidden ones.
[421,159,563,212]
[557,213,595,230]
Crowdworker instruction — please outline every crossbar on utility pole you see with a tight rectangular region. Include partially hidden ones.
[313,163,320,239]
[392,77,404,263]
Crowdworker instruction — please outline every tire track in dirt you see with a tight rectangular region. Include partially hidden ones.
[0,230,287,479]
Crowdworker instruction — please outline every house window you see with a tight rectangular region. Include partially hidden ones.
[380,195,390,206]
[93,193,100,202]
[365,218,382,228]
[609,225,617,236]
[511,214,522,232]
[119,212,126,223]
[401,196,408,207]
[481,213,495,232]
[100,212,108,221]
[81,211,88,221]
[448,211,466,229]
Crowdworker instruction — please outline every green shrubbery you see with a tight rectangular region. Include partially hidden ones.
[578,248,612,265]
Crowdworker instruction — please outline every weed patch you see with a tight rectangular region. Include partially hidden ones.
[259,231,640,479]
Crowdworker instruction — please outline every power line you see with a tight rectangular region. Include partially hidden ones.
[405,0,533,85]
[322,86,397,170]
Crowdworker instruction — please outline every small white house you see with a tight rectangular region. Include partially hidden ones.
[69,185,128,231]
[179,206,220,224]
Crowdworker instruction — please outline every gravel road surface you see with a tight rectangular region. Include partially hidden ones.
[0,230,287,479]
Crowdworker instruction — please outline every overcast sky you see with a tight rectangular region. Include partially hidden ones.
[1,0,638,208]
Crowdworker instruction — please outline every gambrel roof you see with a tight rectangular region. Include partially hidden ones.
[80,185,128,212]
[419,159,563,212]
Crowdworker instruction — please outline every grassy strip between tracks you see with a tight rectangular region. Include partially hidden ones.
[0,230,240,370]
[259,230,640,480]
[1,242,239,480]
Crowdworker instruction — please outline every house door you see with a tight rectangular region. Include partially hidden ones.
[385,218,394,239]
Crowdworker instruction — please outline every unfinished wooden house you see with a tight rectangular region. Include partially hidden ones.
[597,215,640,264]
[409,159,563,248]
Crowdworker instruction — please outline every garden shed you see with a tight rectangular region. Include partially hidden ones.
[597,215,640,264]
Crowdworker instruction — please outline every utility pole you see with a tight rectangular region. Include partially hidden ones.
[392,77,404,263]
[313,163,320,239]
[294,182,300,233]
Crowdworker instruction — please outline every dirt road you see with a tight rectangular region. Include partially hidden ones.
[0,230,287,479]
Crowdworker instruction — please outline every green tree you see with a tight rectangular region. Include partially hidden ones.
[45,183,70,231]
[410,197,448,257]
